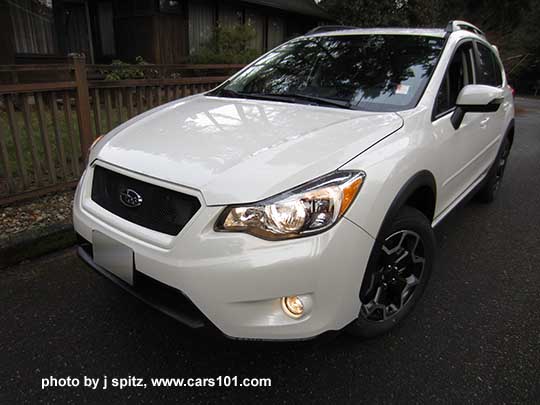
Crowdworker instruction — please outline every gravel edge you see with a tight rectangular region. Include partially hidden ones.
[0,223,77,269]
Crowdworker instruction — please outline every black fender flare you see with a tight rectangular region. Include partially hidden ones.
[478,118,515,192]
[504,118,515,147]
[377,170,437,235]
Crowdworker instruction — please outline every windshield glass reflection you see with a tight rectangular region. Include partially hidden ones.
[212,35,444,112]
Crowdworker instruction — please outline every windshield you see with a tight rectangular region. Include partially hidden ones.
[210,35,445,112]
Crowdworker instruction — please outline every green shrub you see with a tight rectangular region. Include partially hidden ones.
[189,24,261,64]
[100,56,157,80]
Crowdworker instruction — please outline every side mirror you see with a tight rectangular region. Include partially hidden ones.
[451,85,505,129]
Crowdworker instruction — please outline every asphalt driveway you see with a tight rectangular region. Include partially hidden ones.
[1,98,539,404]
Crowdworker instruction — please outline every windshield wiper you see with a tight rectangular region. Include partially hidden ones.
[209,89,352,109]
[209,88,242,98]
[240,93,352,109]
[276,93,352,109]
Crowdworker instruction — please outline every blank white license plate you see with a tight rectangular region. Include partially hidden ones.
[92,231,134,285]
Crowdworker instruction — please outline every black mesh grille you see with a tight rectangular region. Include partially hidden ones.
[91,166,201,236]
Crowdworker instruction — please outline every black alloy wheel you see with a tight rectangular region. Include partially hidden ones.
[477,136,512,203]
[360,230,425,322]
[348,206,435,338]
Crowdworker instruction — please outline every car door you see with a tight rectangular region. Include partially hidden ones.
[431,40,484,211]
[466,41,508,181]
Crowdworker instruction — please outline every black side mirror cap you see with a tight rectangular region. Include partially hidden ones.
[451,98,503,130]
[450,107,466,130]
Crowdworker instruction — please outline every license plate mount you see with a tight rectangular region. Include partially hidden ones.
[92,230,134,285]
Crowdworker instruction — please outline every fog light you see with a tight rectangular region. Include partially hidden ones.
[281,296,304,318]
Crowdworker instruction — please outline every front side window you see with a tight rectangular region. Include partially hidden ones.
[476,43,503,87]
[212,35,445,112]
[434,42,475,118]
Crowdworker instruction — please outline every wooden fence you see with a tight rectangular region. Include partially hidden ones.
[0,57,243,205]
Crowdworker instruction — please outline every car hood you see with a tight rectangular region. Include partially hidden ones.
[94,95,403,205]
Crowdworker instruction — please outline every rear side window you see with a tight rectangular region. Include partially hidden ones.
[476,43,503,87]
[434,42,475,118]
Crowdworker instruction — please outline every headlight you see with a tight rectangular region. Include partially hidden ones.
[215,170,366,240]
[87,135,104,163]
[90,135,104,151]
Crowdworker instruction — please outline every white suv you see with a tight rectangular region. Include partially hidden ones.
[74,21,514,340]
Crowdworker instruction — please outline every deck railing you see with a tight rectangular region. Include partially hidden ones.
[0,56,243,205]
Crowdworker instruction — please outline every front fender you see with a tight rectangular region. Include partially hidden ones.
[341,128,436,239]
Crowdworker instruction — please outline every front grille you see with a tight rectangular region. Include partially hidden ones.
[91,166,201,236]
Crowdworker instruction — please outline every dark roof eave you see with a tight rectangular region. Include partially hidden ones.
[239,0,332,20]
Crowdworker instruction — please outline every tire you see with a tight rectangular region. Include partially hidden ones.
[476,136,511,203]
[347,206,436,339]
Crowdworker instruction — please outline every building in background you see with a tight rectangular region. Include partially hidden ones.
[0,0,331,64]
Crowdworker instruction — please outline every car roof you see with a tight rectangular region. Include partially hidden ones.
[306,28,448,39]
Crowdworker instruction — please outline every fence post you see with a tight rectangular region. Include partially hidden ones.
[72,54,93,163]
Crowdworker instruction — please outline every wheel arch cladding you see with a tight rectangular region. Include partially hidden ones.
[505,118,515,147]
[385,170,437,226]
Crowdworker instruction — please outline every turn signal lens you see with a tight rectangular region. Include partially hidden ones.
[90,135,104,150]
[340,176,364,216]
[87,135,104,161]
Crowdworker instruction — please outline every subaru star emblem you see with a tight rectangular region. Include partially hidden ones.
[119,188,143,208]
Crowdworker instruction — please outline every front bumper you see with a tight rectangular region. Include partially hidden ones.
[73,163,376,340]
[77,240,208,329]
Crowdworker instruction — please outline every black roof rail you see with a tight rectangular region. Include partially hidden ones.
[305,25,358,35]
[445,20,485,37]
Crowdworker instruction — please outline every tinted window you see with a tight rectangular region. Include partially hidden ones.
[476,43,502,86]
[213,35,445,112]
[434,42,475,117]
